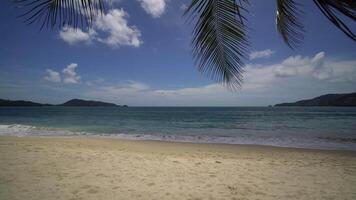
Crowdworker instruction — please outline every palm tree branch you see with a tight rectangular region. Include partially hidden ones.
[276,0,305,48]
[13,0,105,30]
[313,0,356,41]
[184,0,249,90]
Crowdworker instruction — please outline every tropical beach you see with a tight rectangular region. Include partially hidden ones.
[1,0,356,199]
[1,136,356,200]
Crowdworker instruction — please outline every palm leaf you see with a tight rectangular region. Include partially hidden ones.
[313,0,356,41]
[184,0,249,90]
[13,0,104,30]
[276,0,305,48]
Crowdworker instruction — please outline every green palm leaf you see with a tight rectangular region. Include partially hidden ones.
[13,0,104,29]
[184,0,249,90]
[276,0,305,48]
[313,0,355,41]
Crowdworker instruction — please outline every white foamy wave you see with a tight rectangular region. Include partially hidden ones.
[0,124,85,137]
[0,124,36,136]
[103,133,356,151]
[1,124,355,151]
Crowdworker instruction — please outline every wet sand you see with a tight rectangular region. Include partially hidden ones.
[1,136,356,200]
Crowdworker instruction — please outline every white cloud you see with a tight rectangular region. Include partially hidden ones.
[95,9,142,47]
[59,9,142,47]
[62,63,81,84]
[249,49,275,60]
[154,84,227,97]
[180,4,188,12]
[44,69,61,83]
[243,52,356,90]
[84,52,356,106]
[274,65,298,78]
[59,26,96,45]
[273,55,307,78]
[86,81,229,106]
[86,81,94,86]
[44,64,82,84]
[106,0,122,5]
[311,52,333,80]
[90,81,150,96]
[138,0,166,18]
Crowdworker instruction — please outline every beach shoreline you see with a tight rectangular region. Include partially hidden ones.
[2,134,356,152]
[1,136,356,199]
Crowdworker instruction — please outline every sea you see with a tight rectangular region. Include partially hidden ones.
[1,106,356,151]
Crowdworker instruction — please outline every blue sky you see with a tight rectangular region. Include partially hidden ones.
[0,0,355,106]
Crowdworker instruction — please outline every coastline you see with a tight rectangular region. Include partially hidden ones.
[1,136,356,200]
[2,134,356,153]
[1,123,356,151]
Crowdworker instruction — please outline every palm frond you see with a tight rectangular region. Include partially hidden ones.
[313,0,356,41]
[276,0,305,48]
[184,0,249,90]
[13,0,105,30]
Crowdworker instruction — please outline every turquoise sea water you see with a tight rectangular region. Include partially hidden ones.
[0,106,356,150]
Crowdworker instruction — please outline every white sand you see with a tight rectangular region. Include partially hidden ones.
[1,136,356,200]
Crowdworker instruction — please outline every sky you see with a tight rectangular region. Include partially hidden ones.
[0,0,355,106]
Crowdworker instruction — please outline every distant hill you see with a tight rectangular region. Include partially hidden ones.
[59,99,118,107]
[0,99,51,107]
[0,98,124,107]
[275,93,356,107]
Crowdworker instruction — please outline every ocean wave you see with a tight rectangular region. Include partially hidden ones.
[0,124,84,137]
[0,124,35,136]
[318,137,356,143]
[1,124,356,151]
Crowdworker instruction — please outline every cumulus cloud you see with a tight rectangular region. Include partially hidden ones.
[273,55,307,78]
[95,9,142,47]
[89,81,150,96]
[89,81,224,100]
[138,0,166,18]
[44,69,61,83]
[59,9,142,47]
[59,26,96,45]
[243,51,356,91]
[84,52,356,106]
[62,63,81,84]
[249,49,275,60]
[106,0,122,5]
[180,4,188,11]
[311,52,333,80]
[86,81,229,106]
[44,63,81,84]
[154,84,226,97]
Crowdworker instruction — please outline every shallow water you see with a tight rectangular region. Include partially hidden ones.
[1,106,356,150]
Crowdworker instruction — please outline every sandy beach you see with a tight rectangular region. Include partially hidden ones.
[0,136,356,200]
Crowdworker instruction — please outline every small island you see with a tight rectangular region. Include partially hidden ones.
[0,98,127,107]
[0,99,52,107]
[59,99,118,107]
[275,92,356,107]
